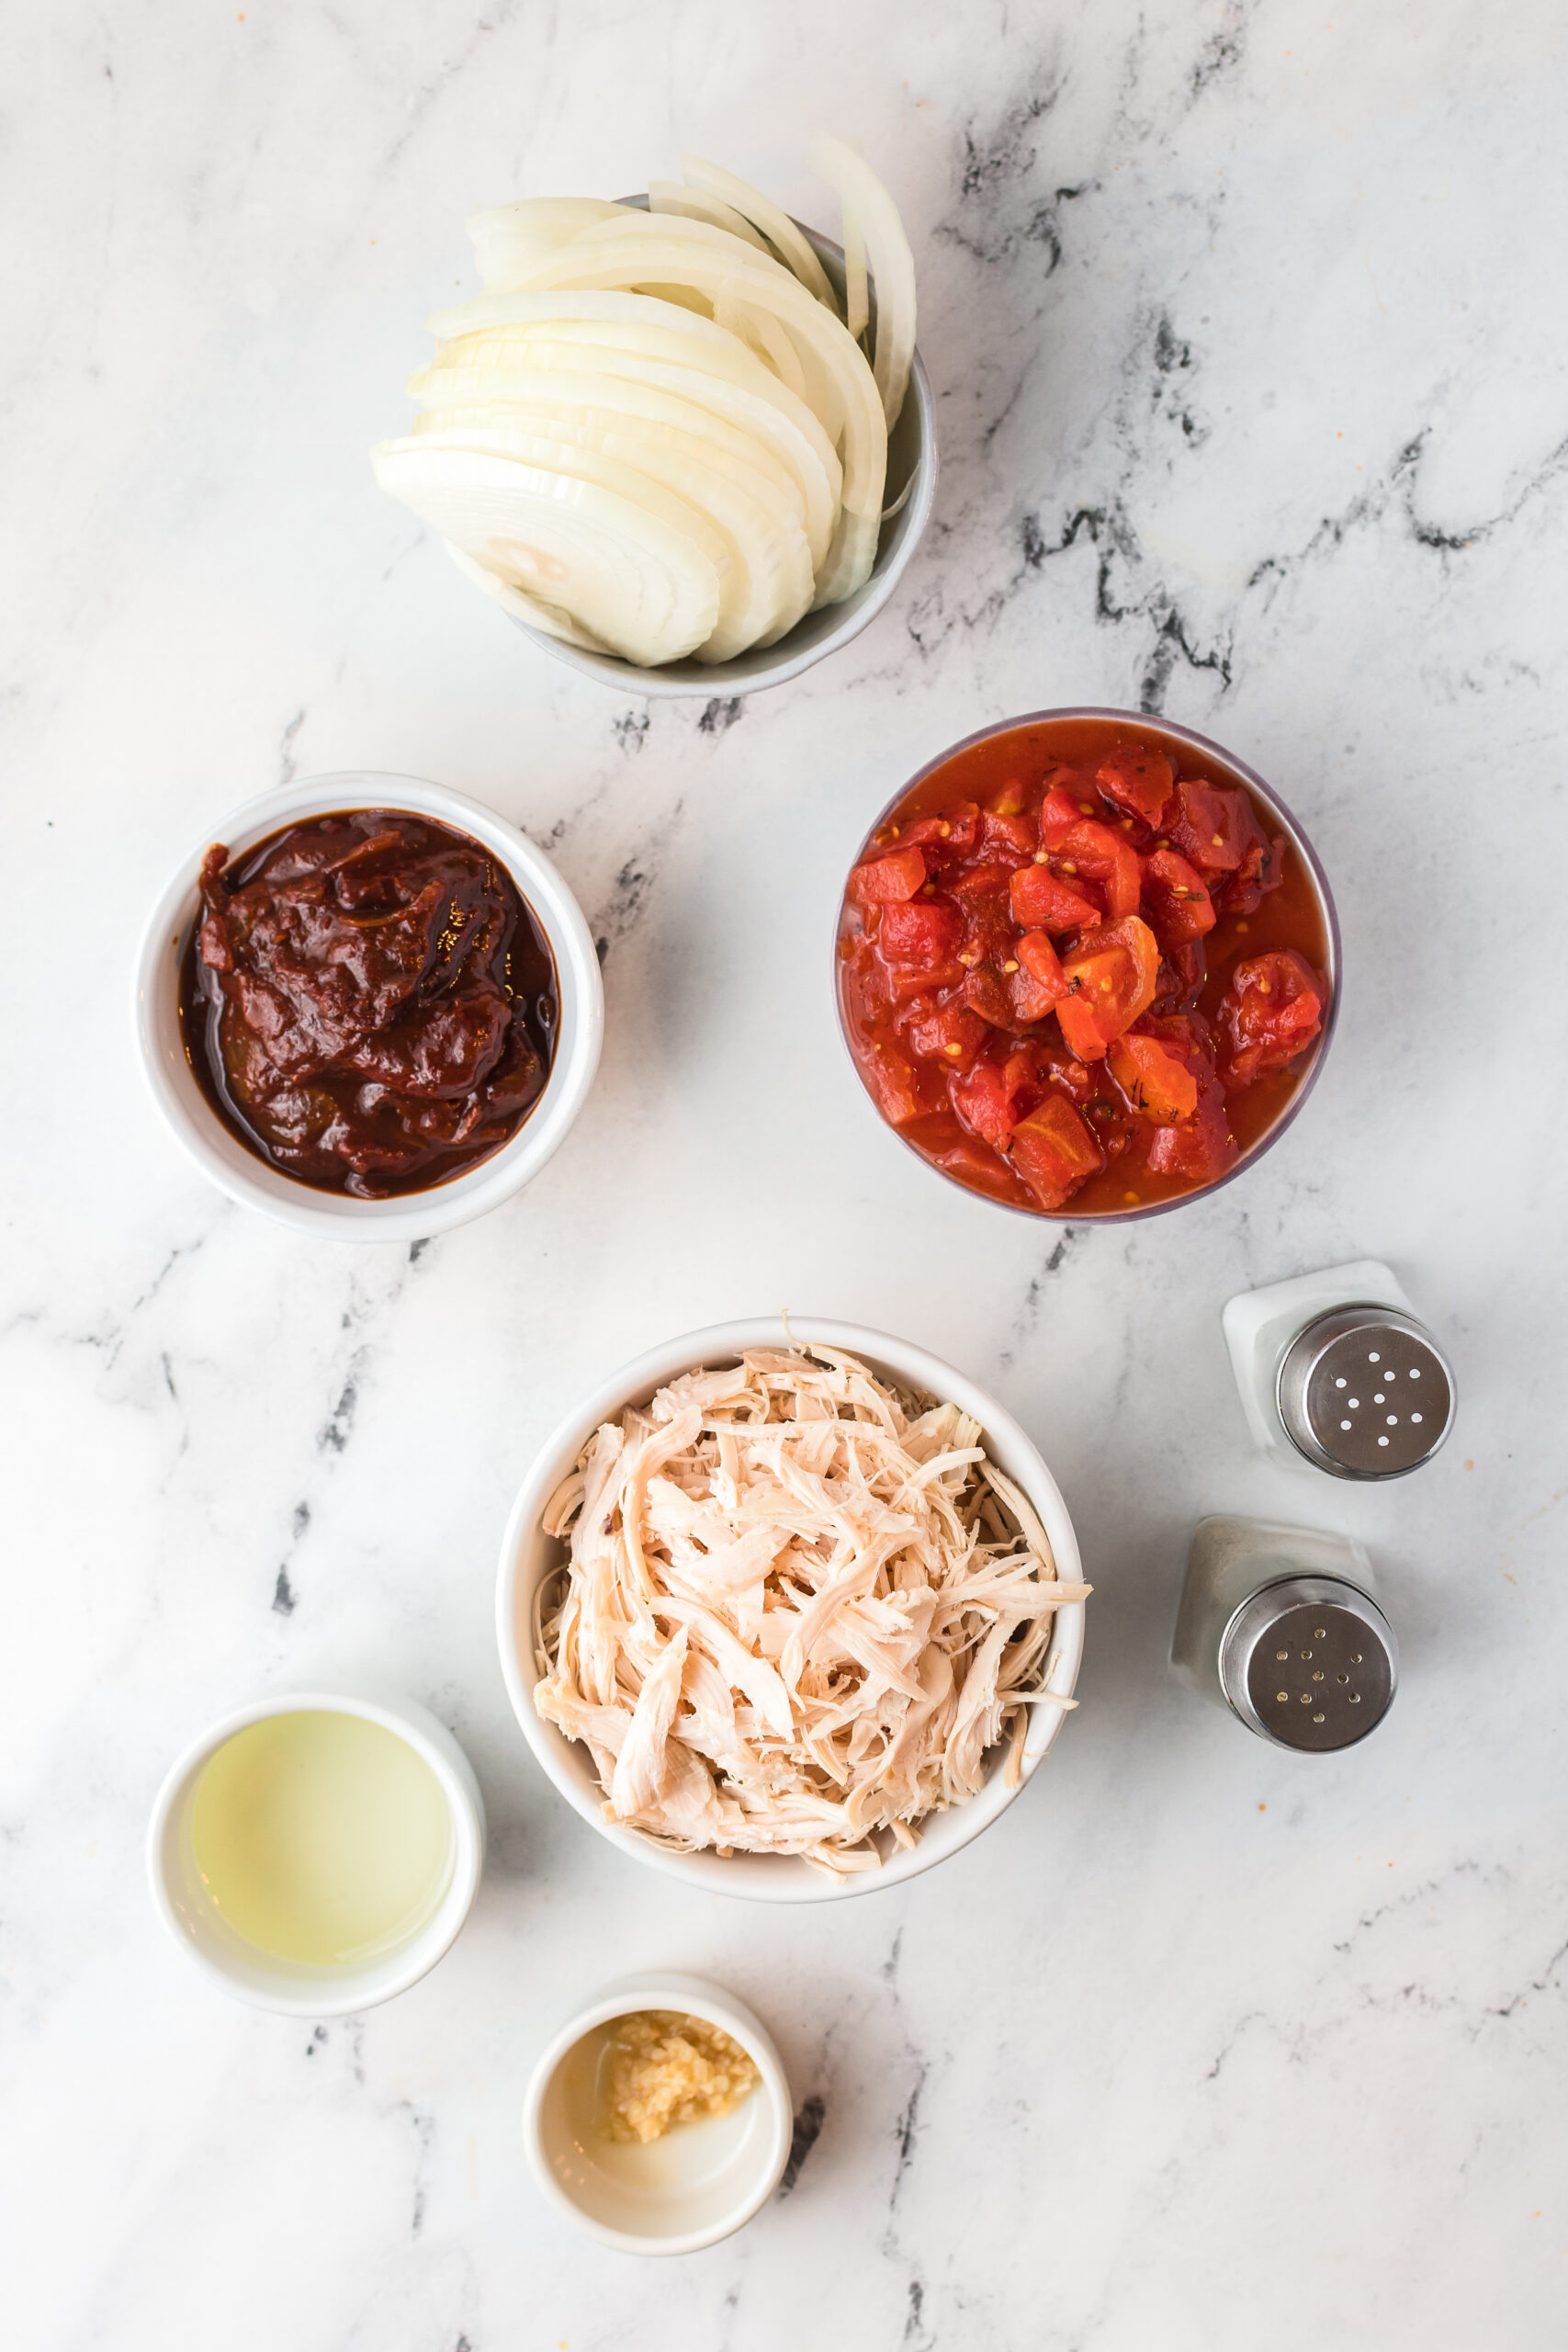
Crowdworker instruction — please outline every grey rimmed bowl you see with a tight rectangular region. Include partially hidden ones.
[505,204,936,699]
[834,707,1341,1226]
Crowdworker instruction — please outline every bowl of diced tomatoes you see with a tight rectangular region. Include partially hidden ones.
[834,709,1339,1220]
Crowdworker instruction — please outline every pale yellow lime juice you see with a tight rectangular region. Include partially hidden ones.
[190,1711,454,1966]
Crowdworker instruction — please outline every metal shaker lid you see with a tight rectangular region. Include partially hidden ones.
[1276,1304,1455,1479]
[1220,1575,1397,1751]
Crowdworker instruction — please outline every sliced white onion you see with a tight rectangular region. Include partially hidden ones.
[648,180,769,253]
[370,440,721,666]
[407,418,812,658]
[414,376,809,541]
[680,153,839,312]
[427,285,739,350]
[807,134,918,429]
[376,144,918,666]
[842,206,869,345]
[409,338,841,573]
[467,198,631,288]
[445,539,618,653]
[713,284,807,403]
[502,220,886,592]
[418,314,841,506]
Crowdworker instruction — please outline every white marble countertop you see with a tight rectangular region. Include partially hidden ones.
[6,3,1566,2345]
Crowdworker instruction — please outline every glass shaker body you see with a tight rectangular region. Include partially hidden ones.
[1172,1516,1397,1749]
[1222,1258,1454,1479]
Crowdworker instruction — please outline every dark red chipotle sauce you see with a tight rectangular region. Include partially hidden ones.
[837,718,1331,1216]
[179,809,558,1198]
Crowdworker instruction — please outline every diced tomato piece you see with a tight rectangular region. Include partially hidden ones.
[1219,951,1325,1086]
[862,1042,926,1127]
[981,808,1038,858]
[1140,1007,1222,1072]
[1037,786,1084,849]
[1009,1094,1105,1211]
[987,777,1029,817]
[1004,967,1055,1023]
[1055,916,1161,1059]
[951,859,1020,902]
[883,961,964,1004]
[1097,744,1175,823]
[962,966,1020,1031]
[1140,848,1216,946]
[851,844,928,904]
[1000,1041,1052,1119]
[1150,937,1207,1014]
[935,1134,1021,1193]
[897,805,982,857]
[1107,1031,1200,1123]
[1010,863,1102,933]
[1016,929,1066,992]
[1219,831,1286,918]
[878,899,963,965]
[1167,780,1260,876]
[1054,997,1107,1062]
[1006,930,1066,1023]
[1128,1012,1236,1180]
[1146,1079,1237,1182]
[908,998,988,1069]
[1056,820,1142,920]
[952,1057,1022,1148]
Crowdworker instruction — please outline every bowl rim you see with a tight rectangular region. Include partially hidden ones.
[522,1969,794,2256]
[144,1684,487,2016]
[495,1314,1085,1905]
[132,770,605,1243]
[832,706,1342,1226]
[503,210,938,700]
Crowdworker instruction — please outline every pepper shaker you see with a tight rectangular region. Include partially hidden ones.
[1222,1258,1456,1480]
[1171,1516,1397,1751]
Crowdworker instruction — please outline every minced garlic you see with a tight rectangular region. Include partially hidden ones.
[599,2010,759,2144]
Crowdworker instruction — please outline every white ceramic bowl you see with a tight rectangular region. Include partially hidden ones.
[133,771,604,1244]
[508,212,937,700]
[496,1316,1085,1903]
[146,1685,487,2015]
[524,1972,794,2255]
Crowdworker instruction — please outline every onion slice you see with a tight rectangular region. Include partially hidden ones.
[503,219,886,594]
[467,197,631,288]
[369,440,722,666]
[410,337,841,575]
[713,285,807,403]
[807,134,917,429]
[648,180,769,253]
[681,153,839,313]
[445,540,618,653]
[408,418,813,658]
[842,207,869,345]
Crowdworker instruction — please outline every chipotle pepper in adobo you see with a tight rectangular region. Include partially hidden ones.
[837,717,1333,1217]
[179,810,557,1197]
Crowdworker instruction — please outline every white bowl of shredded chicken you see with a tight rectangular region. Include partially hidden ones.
[496,1318,1088,1900]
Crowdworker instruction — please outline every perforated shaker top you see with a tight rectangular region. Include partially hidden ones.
[1220,1577,1398,1751]
[1276,1305,1455,1479]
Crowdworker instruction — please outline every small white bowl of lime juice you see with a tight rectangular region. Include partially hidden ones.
[146,1689,486,2014]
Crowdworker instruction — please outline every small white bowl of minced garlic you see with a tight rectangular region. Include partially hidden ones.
[524,1973,795,2254]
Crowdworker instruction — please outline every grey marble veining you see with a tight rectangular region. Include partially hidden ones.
[3,3,1566,2346]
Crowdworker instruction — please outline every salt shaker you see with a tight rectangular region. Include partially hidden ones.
[1222,1258,1456,1480]
[1171,1516,1397,1751]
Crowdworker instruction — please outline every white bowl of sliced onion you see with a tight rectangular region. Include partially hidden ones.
[374,142,937,697]
[496,1317,1087,1903]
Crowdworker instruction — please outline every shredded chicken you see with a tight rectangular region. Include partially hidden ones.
[534,1344,1090,1876]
